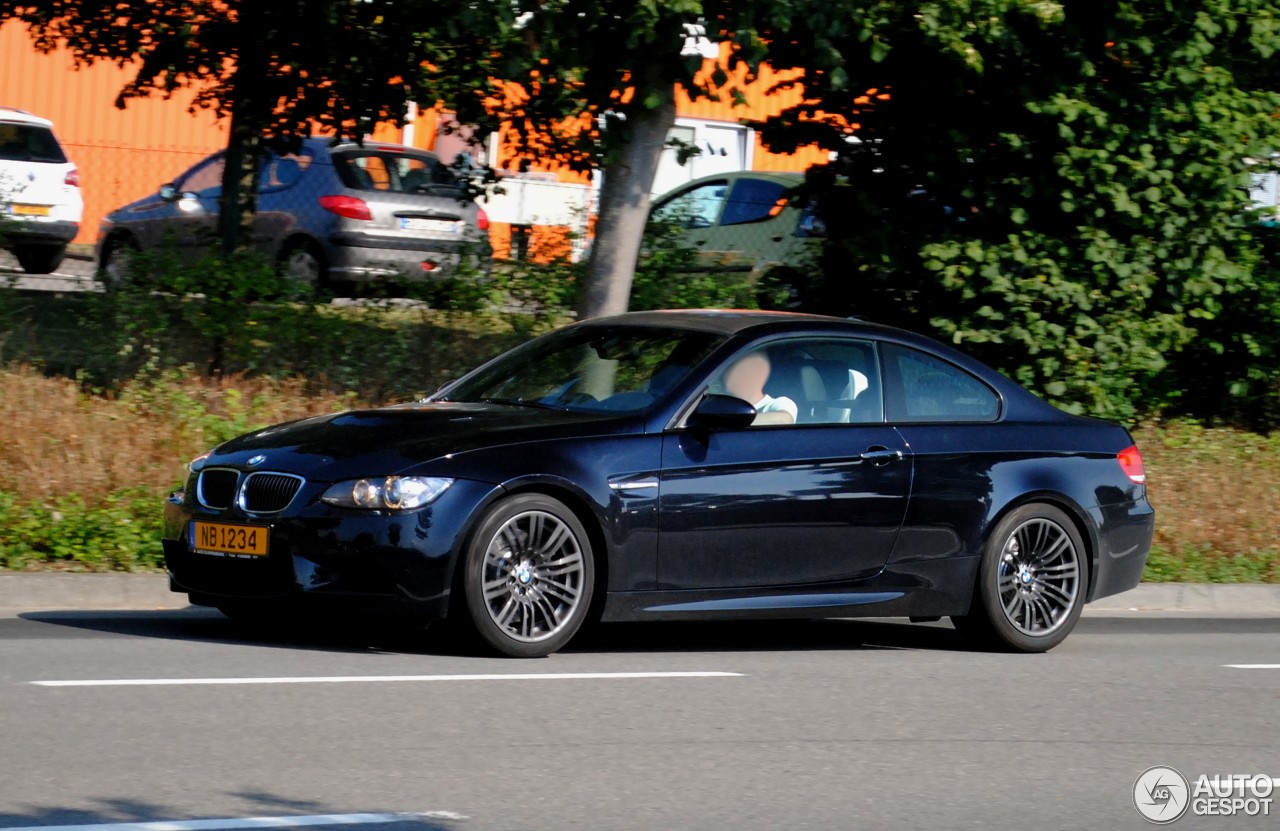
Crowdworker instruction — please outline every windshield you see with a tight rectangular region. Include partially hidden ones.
[434,325,726,414]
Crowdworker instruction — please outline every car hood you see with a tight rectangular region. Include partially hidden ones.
[203,401,637,481]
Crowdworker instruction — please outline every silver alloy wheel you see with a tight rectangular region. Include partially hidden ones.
[997,517,1081,636]
[481,509,585,643]
[283,247,321,284]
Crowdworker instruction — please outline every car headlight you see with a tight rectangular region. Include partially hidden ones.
[321,476,453,510]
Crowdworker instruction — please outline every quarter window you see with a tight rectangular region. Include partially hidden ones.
[884,345,999,422]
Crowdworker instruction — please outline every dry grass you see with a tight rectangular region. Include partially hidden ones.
[0,367,347,504]
[1133,422,1279,580]
[1136,423,1280,556]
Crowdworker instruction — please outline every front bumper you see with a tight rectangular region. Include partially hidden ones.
[162,478,502,619]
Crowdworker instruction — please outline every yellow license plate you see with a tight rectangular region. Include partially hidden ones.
[190,521,270,557]
[11,204,51,216]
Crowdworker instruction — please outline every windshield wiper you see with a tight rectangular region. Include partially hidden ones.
[473,397,563,411]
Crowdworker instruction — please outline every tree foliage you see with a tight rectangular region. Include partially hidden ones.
[1,0,518,251]
[752,0,1280,424]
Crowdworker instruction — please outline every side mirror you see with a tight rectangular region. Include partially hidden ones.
[159,183,179,201]
[687,394,756,431]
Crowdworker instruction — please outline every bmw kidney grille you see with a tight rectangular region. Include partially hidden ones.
[197,469,304,514]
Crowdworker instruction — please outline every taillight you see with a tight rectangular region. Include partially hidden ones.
[1117,444,1146,484]
[319,194,372,221]
[65,168,80,187]
[477,207,490,232]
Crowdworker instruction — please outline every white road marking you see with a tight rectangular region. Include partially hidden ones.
[0,812,467,831]
[1223,664,1280,669]
[32,670,744,688]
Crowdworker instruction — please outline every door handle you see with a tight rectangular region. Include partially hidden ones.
[860,447,903,465]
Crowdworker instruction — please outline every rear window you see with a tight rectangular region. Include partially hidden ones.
[0,123,67,163]
[333,150,463,195]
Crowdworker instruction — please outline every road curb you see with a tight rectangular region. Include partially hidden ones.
[0,573,1278,614]
[0,573,185,612]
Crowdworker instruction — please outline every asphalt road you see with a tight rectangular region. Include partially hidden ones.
[1,610,1277,831]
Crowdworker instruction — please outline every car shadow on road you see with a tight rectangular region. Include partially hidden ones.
[13,608,1280,662]
[14,607,978,656]
[567,617,971,654]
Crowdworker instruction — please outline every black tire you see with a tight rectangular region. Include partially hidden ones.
[951,503,1090,653]
[13,244,66,275]
[278,239,328,294]
[97,235,139,290]
[461,493,595,658]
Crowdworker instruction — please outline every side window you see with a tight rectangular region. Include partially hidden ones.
[259,151,313,192]
[651,181,728,229]
[709,338,884,426]
[720,178,788,226]
[178,157,226,196]
[884,345,1000,422]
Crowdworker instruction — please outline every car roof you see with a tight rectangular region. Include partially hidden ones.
[307,136,440,159]
[0,107,54,128]
[653,171,803,203]
[582,309,877,336]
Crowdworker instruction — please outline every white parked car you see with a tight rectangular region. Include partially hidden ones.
[0,107,83,274]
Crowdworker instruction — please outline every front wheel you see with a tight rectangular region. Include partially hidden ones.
[462,494,594,658]
[97,236,139,290]
[951,504,1089,653]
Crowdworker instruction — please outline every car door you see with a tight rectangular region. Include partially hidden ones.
[656,337,913,590]
[158,154,225,256]
[649,179,730,269]
[695,176,794,272]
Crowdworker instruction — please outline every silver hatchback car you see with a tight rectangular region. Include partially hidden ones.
[96,137,491,289]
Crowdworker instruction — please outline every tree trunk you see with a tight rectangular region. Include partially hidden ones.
[576,62,677,319]
[217,30,266,255]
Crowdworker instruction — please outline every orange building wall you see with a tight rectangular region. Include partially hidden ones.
[676,45,835,173]
[0,21,228,245]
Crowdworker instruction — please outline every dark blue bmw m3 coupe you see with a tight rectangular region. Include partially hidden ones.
[162,310,1154,657]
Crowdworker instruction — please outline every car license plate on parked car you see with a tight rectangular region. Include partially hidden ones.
[9,204,50,216]
[399,217,460,233]
[190,521,270,557]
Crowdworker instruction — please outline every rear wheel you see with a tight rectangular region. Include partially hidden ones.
[279,239,327,293]
[951,503,1089,653]
[13,244,66,275]
[461,494,594,658]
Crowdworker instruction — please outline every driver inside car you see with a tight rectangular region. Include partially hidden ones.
[722,351,798,426]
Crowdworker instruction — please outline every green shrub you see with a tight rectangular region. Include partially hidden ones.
[0,488,165,572]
